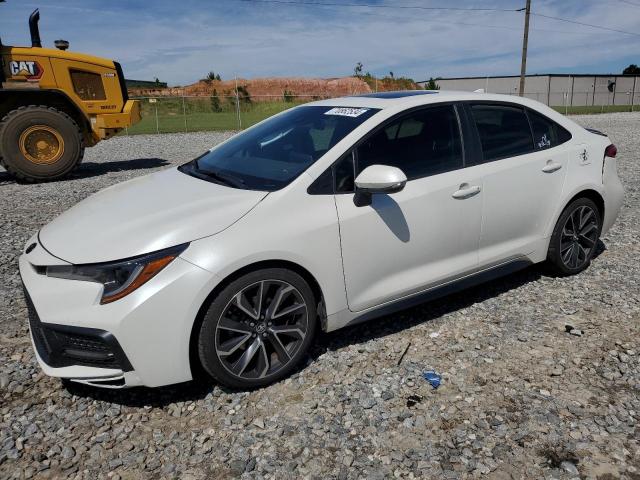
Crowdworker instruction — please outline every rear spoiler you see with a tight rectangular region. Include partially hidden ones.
[585,127,607,137]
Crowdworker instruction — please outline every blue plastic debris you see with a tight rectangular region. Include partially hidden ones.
[422,371,442,389]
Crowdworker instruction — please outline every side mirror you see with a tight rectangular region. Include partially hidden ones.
[354,165,407,207]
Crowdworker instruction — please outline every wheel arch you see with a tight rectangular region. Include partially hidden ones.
[563,189,605,222]
[547,187,605,239]
[0,89,92,143]
[187,259,326,381]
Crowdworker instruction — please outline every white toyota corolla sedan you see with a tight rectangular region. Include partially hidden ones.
[20,91,623,389]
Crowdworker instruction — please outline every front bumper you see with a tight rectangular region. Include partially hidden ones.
[20,237,217,388]
[25,287,132,370]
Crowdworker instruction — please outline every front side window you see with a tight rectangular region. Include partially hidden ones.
[182,106,379,191]
[356,105,463,181]
[470,104,534,161]
[70,70,106,100]
[527,109,572,150]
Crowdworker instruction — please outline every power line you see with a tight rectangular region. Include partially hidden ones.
[352,9,607,37]
[616,0,640,7]
[235,0,520,12]
[531,12,640,37]
[234,0,640,38]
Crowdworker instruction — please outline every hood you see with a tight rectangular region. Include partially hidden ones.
[39,167,268,264]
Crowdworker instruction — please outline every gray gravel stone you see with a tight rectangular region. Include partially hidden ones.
[1,114,640,478]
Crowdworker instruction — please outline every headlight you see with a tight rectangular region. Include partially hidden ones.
[46,244,189,304]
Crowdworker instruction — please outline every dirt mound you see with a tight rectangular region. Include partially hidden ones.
[129,76,373,99]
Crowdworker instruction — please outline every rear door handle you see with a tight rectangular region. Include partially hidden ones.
[542,160,562,173]
[452,184,481,199]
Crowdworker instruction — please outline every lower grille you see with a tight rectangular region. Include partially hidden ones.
[23,287,132,371]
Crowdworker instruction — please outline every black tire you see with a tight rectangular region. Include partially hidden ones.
[547,197,602,276]
[0,105,84,182]
[198,268,317,389]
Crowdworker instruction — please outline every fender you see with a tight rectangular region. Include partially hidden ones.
[0,88,90,134]
[544,183,605,241]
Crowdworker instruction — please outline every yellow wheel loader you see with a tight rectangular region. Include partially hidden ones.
[0,8,141,182]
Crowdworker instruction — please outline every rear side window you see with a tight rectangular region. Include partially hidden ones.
[470,104,533,161]
[527,109,572,150]
[70,70,106,100]
[357,105,463,181]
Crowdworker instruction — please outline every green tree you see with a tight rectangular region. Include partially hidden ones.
[283,89,295,103]
[236,85,252,104]
[623,64,640,75]
[354,62,364,77]
[210,88,222,112]
[424,77,440,90]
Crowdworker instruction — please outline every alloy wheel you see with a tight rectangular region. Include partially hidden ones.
[215,280,309,380]
[560,205,599,269]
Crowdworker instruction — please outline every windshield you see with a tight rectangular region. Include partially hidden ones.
[180,105,379,191]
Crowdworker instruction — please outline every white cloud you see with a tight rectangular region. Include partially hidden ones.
[2,0,639,84]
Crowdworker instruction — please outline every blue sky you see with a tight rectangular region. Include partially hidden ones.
[2,0,639,85]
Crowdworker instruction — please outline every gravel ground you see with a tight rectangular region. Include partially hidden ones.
[1,113,639,480]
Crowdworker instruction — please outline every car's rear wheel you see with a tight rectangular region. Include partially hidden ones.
[197,268,317,389]
[547,197,601,276]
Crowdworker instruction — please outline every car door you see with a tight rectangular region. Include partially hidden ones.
[333,104,483,312]
[464,103,571,267]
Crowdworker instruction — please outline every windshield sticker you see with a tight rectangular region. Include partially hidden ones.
[324,107,370,118]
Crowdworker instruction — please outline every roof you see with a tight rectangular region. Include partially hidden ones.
[302,90,542,110]
[356,90,438,99]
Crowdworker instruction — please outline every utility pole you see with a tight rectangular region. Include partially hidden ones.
[518,0,531,96]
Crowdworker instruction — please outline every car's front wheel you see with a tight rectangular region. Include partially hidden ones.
[197,268,317,389]
[547,197,602,276]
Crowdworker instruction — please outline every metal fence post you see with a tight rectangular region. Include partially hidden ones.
[155,103,159,135]
[182,95,187,133]
[235,76,242,130]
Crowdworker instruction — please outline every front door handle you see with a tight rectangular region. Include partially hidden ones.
[542,160,562,173]
[452,184,481,199]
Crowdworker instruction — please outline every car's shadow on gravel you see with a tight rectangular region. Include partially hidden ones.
[62,378,216,408]
[313,241,605,355]
[61,241,608,406]
[313,264,545,356]
[0,158,170,184]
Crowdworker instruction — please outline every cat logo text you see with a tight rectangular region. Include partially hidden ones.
[9,60,43,81]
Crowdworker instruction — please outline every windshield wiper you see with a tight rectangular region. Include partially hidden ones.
[187,160,246,188]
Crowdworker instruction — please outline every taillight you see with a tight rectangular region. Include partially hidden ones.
[605,144,617,158]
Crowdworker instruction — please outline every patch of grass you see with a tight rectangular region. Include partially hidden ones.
[125,98,310,135]
[123,97,638,135]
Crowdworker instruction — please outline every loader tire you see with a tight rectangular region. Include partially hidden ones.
[0,105,84,182]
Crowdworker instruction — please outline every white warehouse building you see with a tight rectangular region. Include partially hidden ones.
[418,74,640,108]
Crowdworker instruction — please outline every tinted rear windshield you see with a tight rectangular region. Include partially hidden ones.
[180,106,379,191]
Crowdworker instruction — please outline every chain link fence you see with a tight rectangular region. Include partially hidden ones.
[125,80,638,136]
[434,74,639,115]
[125,94,331,135]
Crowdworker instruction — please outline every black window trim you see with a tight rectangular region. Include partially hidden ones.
[308,101,467,195]
[524,106,573,151]
[465,100,537,165]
